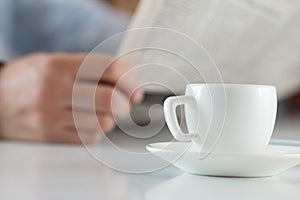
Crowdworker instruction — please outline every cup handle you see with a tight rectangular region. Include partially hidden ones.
[164,96,198,141]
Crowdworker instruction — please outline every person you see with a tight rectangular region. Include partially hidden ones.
[0,0,144,143]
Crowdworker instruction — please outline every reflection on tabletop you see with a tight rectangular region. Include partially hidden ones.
[145,170,300,200]
[0,141,179,200]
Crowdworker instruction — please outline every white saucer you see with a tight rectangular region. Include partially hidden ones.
[146,142,300,177]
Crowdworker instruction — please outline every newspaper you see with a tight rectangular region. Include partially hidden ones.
[119,0,300,99]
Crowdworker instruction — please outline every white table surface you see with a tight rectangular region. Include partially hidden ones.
[1,111,300,200]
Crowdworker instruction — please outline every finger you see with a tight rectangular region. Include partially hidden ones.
[9,123,99,144]
[98,115,115,133]
[71,111,116,133]
[72,83,131,117]
[34,109,74,127]
[54,53,144,103]
[100,58,144,103]
[51,129,101,144]
[49,53,112,78]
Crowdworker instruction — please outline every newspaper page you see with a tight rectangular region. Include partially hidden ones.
[119,0,300,99]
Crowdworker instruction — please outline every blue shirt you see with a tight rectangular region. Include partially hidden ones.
[0,0,129,60]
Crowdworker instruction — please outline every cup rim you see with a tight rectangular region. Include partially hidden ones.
[187,83,275,89]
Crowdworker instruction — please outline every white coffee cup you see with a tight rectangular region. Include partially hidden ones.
[164,84,277,154]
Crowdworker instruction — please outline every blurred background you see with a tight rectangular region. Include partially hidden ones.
[103,0,139,15]
[103,0,300,115]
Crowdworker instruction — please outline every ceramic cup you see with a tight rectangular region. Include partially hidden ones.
[164,84,277,154]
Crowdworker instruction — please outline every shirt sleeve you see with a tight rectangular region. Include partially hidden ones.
[0,0,15,60]
[14,0,130,56]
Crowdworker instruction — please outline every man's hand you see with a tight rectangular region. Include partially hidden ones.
[0,53,143,143]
